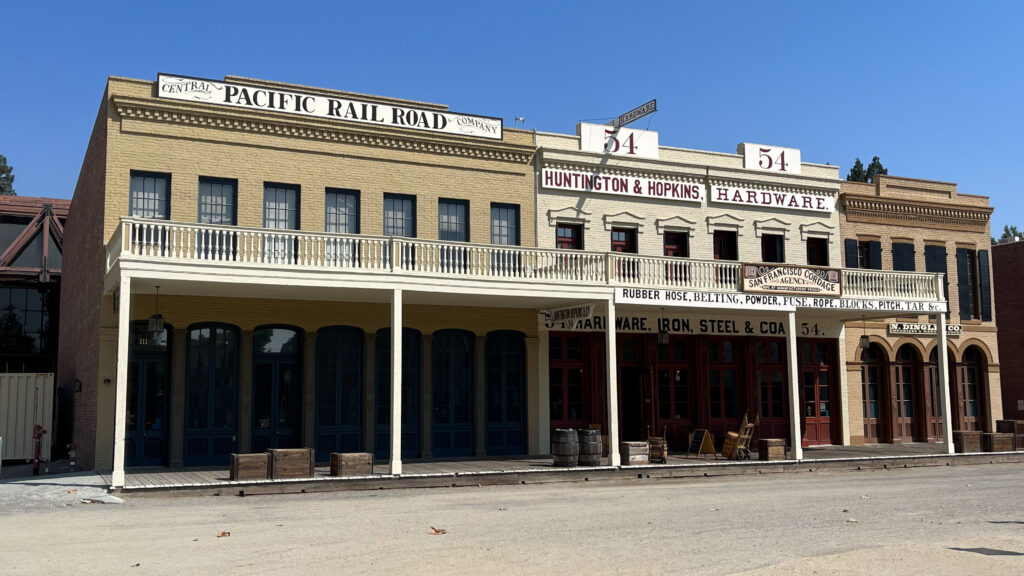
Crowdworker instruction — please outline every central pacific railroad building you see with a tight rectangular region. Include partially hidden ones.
[59,74,977,488]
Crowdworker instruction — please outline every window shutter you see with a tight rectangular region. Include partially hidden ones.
[956,248,971,320]
[868,241,882,270]
[925,245,949,318]
[845,239,859,268]
[892,243,916,271]
[979,249,992,322]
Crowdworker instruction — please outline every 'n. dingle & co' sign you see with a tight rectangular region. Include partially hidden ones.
[156,74,503,140]
[742,264,841,297]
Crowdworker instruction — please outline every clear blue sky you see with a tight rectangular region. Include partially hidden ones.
[3,1,1021,235]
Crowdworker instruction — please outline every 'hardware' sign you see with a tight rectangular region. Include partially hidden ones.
[157,74,503,140]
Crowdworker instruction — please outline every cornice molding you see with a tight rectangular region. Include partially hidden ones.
[112,96,534,165]
[841,195,991,231]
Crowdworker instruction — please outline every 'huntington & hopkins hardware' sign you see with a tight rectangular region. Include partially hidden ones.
[156,74,503,140]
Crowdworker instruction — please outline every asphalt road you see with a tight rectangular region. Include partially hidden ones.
[2,463,1023,575]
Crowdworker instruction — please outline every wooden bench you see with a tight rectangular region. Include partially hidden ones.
[330,452,373,477]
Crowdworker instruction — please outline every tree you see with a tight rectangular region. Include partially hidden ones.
[993,225,1022,245]
[0,154,14,196]
[865,156,888,183]
[846,158,866,182]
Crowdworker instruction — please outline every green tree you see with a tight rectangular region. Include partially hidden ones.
[865,156,888,183]
[0,154,14,196]
[846,158,866,182]
[993,224,1022,244]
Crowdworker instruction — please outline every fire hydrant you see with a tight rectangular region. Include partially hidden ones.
[32,424,47,476]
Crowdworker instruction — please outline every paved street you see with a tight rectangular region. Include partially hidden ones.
[2,463,1023,575]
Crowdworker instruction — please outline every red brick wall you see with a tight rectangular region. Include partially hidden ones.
[57,87,109,470]
[994,240,1024,419]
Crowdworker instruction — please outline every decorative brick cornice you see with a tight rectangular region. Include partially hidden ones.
[841,194,991,231]
[112,97,535,165]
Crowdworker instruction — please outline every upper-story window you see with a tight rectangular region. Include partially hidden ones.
[806,238,828,266]
[198,178,237,225]
[383,194,416,237]
[556,223,583,250]
[761,234,785,263]
[130,172,170,219]
[858,240,880,269]
[713,230,738,260]
[892,242,915,271]
[610,228,637,253]
[490,203,519,246]
[325,189,359,234]
[438,199,469,242]
[664,232,689,258]
[263,183,299,230]
[956,248,991,321]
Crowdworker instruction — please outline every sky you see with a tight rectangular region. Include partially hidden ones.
[3,1,1022,234]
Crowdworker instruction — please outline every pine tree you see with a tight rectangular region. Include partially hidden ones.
[0,154,14,196]
[846,158,866,182]
[865,156,888,183]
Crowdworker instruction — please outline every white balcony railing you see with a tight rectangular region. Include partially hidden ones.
[106,218,944,302]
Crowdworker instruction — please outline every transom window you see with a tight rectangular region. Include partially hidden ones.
[325,189,359,234]
[198,178,236,225]
[383,194,416,237]
[263,184,298,230]
[130,172,170,219]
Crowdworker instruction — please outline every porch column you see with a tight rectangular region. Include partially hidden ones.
[606,299,620,466]
[111,275,131,488]
[390,289,403,475]
[936,313,954,454]
[785,311,803,460]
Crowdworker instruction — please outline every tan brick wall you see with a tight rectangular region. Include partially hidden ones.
[57,91,109,469]
[839,176,1000,441]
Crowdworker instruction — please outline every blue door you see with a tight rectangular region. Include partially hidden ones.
[375,328,421,460]
[184,324,239,466]
[485,331,526,455]
[432,330,474,457]
[315,326,364,462]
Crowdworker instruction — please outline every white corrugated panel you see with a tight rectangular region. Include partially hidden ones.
[0,373,55,461]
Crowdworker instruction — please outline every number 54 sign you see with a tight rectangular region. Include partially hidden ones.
[740,143,802,175]
[578,123,660,160]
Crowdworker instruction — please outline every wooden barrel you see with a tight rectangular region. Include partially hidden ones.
[577,428,602,466]
[551,429,579,467]
[722,431,739,460]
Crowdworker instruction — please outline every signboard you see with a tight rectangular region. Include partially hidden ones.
[686,429,715,458]
[887,323,962,336]
[578,123,659,159]
[612,99,657,128]
[541,168,703,203]
[739,143,802,175]
[156,73,503,140]
[544,304,594,330]
[743,264,841,297]
[615,287,948,314]
[543,310,840,338]
[710,185,834,213]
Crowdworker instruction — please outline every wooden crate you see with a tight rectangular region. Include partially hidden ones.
[230,453,269,481]
[268,448,315,479]
[983,433,1014,452]
[330,452,373,477]
[953,431,982,453]
[1017,435,1024,451]
[620,441,649,465]
[995,420,1018,434]
[758,438,786,461]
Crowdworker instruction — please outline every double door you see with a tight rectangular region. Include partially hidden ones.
[252,359,301,452]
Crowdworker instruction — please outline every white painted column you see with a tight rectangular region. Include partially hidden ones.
[111,275,131,488]
[937,313,954,454]
[785,311,803,461]
[390,289,403,475]
[605,299,621,466]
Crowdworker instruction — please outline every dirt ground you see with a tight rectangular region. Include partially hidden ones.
[2,463,1022,575]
